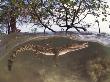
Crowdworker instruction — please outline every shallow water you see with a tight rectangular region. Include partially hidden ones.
[0,34,110,82]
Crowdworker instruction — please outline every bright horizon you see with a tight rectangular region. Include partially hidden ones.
[17,14,110,34]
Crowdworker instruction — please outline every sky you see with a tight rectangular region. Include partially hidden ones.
[17,0,110,34]
[17,14,110,34]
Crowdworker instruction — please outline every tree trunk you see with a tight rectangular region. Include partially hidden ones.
[99,28,100,33]
[7,23,11,34]
[44,27,46,35]
[10,15,17,33]
[7,16,16,34]
[7,8,17,34]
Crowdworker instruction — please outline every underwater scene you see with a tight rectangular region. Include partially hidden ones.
[0,33,110,82]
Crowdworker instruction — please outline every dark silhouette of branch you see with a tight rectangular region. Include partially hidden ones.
[71,0,82,25]
[37,14,56,33]
[40,0,54,16]
[65,25,87,33]
[73,26,87,32]
[62,4,68,26]
[56,18,67,27]
[74,12,88,25]
[30,4,56,33]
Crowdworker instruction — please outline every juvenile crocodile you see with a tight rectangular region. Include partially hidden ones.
[8,36,89,71]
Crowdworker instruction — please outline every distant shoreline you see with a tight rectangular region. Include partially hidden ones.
[0,31,110,47]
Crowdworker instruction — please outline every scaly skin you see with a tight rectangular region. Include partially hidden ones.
[8,37,89,71]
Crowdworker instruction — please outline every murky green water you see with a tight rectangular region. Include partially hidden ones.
[0,35,110,82]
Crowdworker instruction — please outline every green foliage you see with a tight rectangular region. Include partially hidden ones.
[0,0,109,33]
[60,0,70,3]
